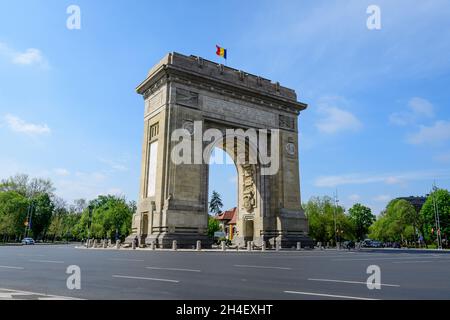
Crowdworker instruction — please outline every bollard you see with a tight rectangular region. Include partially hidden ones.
[247,241,251,251]
[276,241,281,251]
[221,241,226,251]
[172,240,177,251]
[150,241,156,250]
[196,240,201,251]
[103,239,107,248]
[261,241,266,251]
[115,240,120,249]
[132,240,136,250]
[297,242,301,251]
[108,239,111,247]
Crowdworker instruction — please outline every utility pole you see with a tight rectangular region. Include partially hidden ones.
[334,189,339,248]
[431,182,442,250]
[24,200,34,239]
[87,205,93,247]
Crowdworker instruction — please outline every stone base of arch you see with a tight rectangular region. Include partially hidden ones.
[144,233,212,249]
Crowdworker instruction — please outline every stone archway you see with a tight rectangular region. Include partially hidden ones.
[127,52,312,248]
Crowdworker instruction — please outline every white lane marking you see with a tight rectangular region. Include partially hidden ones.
[284,290,379,300]
[0,287,82,300]
[392,260,433,264]
[260,254,395,259]
[112,275,179,283]
[0,265,24,270]
[17,254,45,257]
[109,258,145,262]
[308,278,400,287]
[28,259,65,264]
[146,267,201,272]
[332,256,443,262]
[234,264,292,270]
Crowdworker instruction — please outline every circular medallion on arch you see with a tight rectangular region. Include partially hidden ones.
[182,120,195,136]
[285,142,296,156]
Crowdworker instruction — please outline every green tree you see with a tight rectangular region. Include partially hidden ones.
[209,190,223,215]
[304,196,354,244]
[30,193,55,240]
[207,215,220,238]
[369,199,417,243]
[74,195,134,241]
[421,188,450,243]
[348,203,375,240]
[0,191,29,241]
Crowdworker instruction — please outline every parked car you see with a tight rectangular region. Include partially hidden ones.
[342,240,355,249]
[371,240,383,248]
[361,239,373,247]
[21,238,35,245]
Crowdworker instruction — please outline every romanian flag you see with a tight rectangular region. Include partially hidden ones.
[216,45,227,59]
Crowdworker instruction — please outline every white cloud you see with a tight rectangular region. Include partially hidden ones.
[409,97,434,118]
[98,158,129,172]
[106,188,124,196]
[373,195,391,203]
[12,48,44,65]
[407,120,450,145]
[228,175,237,184]
[54,168,70,176]
[0,42,48,67]
[434,152,450,163]
[3,114,51,136]
[314,170,450,188]
[315,97,362,134]
[348,194,360,202]
[390,97,435,126]
[389,112,415,126]
[56,171,110,201]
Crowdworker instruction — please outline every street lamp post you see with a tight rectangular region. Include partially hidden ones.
[334,190,339,248]
[24,200,35,239]
[87,205,93,247]
[431,183,442,250]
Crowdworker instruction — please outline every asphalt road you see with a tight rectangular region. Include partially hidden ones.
[1,245,450,300]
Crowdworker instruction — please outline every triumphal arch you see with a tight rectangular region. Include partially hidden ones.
[127,52,311,248]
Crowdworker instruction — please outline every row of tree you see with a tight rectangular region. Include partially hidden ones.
[0,174,135,242]
[304,197,375,244]
[304,188,450,246]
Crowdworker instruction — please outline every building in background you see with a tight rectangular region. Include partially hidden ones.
[396,196,427,213]
[215,207,237,240]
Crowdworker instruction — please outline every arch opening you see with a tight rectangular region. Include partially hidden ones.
[208,147,238,241]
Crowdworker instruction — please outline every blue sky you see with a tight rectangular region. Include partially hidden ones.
[1,0,449,214]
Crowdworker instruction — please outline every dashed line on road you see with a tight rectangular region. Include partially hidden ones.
[234,265,292,270]
[146,267,201,272]
[392,260,433,264]
[0,287,82,300]
[284,290,379,300]
[112,275,180,283]
[332,256,443,262]
[28,259,65,264]
[308,278,400,287]
[17,254,46,257]
[0,265,24,270]
[109,258,145,262]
